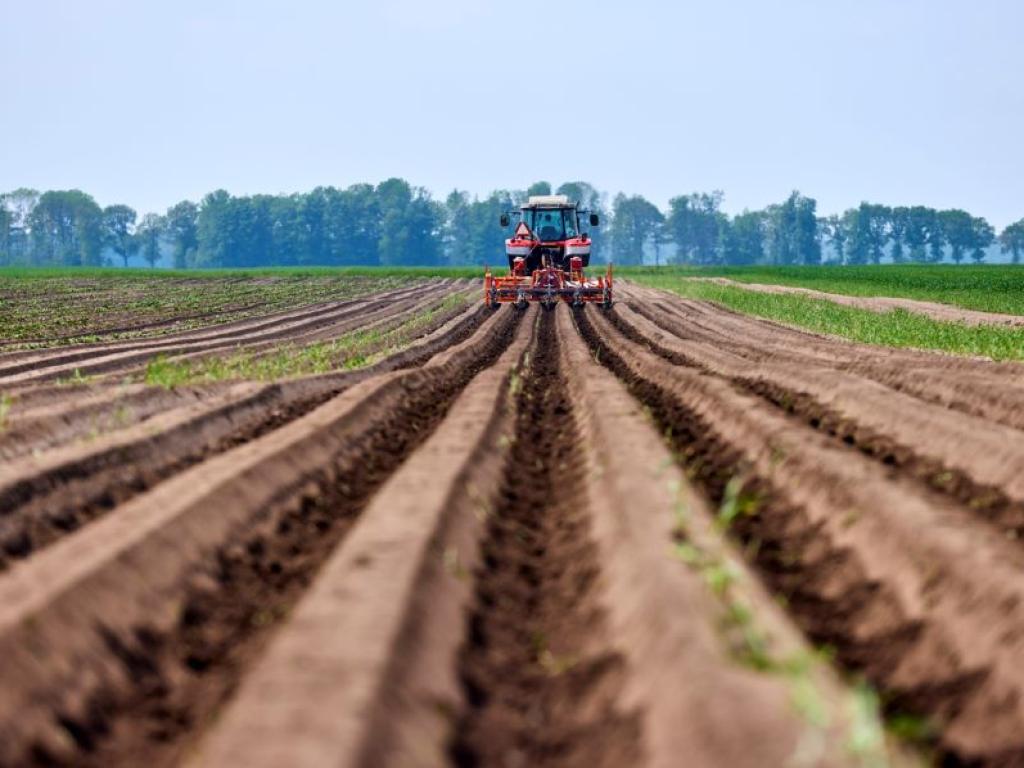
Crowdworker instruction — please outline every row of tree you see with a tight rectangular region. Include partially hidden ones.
[2,182,1023,268]
[0,189,173,268]
[608,192,1022,266]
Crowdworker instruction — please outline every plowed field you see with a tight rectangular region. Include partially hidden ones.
[3,276,1024,767]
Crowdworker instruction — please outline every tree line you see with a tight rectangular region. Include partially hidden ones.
[2,182,1023,268]
[608,192,1023,266]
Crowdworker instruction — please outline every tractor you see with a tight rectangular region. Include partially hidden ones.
[483,195,612,308]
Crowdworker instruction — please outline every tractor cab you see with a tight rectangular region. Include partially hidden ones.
[500,195,598,274]
[485,195,611,308]
[527,206,579,242]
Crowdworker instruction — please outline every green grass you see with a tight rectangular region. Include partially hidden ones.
[628,274,1024,361]
[143,292,469,387]
[619,264,1024,316]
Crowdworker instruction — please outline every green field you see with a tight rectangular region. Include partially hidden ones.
[627,271,1024,361]
[618,264,1024,316]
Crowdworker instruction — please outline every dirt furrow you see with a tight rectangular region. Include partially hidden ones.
[0,301,491,568]
[608,302,1024,538]
[188,307,536,768]
[450,307,641,768]
[578,304,1024,764]
[0,302,522,768]
[0,286,475,462]
[0,288,468,442]
[0,301,268,352]
[191,305,891,768]
[0,281,455,385]
[620,282,1024,433]
[147,284,467,374]
[0,280,439,368]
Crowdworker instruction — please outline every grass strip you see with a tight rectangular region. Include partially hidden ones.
[630,274,1024,361]
[619,264,1024,316]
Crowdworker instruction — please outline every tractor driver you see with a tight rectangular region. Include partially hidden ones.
[538,211,562,242]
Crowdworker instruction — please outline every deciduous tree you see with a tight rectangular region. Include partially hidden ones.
[28,190,104,266]
[102,204,138,267]
[1000,219,1024,263]
[609,194,664,265]
[165,200,199,268]
[667,191,725,265]
[722,210,765,265]
[136,213,165,268]
[939,210,993,264]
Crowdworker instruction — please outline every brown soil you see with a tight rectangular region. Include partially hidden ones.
[450,307,642,768]
[0,281,457,385]
[10,277,1024,768]
[192,305,872,768]
[189,306,536,768]
[0,298,521,768]
[0,300,488,567]
[621,281,1024,433]
[577,299,1024,765]
[0,286,475,462]
[605,303,1024,542]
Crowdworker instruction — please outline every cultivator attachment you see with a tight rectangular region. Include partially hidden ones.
[484,259,612,308]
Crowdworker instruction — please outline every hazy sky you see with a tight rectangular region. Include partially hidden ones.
[2,0,1022,227]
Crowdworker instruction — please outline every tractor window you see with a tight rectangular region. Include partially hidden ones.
[563,211,578,238]
[525,209,577,241]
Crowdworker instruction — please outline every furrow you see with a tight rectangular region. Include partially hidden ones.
[0,303,522,768]
[0,301,491,568]
[620,281,1024,433]
[607,302,1024,540]
[449,306,642,767]
[576,304,1024,764]
[0,280,437,369]
[0,281,453,385]
[0,301,268,353]
[188,306,536,768]
[187,305,896,768]
[0,287,473,459]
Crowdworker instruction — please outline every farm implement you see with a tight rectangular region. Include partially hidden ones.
[484,194,612,308]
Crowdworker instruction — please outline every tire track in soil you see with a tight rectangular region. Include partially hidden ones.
[605,306,1024,546]
[0,302,491,570]
[573,306,1023,765]
[450,308,642,768]
[27,306,525,768]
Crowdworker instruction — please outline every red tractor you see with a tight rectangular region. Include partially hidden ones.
[483,195,612,308]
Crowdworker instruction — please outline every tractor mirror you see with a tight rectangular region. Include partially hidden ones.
[589,213,600,226]
[500,214,510,227]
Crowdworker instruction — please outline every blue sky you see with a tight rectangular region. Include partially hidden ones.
[2,0,1021,228]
